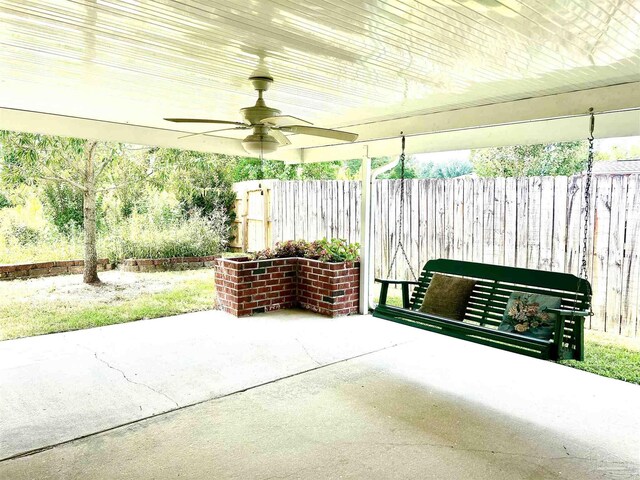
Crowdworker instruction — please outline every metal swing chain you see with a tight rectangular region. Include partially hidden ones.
[568,108,596,325]
[386,135,419,280]
[580,109,595,281]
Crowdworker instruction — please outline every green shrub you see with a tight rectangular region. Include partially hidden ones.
[253,238,360,263]
[0,216,83,264]
[101,207,229,261]
[9,223,41,245]
[0,192,11,209]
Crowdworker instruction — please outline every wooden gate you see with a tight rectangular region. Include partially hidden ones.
[229,180,272,252]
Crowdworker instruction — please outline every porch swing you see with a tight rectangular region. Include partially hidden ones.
[373,112,595,361]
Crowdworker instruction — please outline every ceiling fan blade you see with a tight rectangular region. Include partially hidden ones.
[282,125,358,142]
[270,129,291,146]
[164,118,248,126]
[178,126,249,140]
[261,115,313,127]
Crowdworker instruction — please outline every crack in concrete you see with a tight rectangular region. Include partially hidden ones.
[367,441,595,461]
[294,337,322,366]
[92,352,180,409]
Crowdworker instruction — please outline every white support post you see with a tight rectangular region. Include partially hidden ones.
[359,154,372,314]
[359,153,403,313]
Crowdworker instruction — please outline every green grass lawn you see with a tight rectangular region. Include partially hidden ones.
[376,286,640,385]
[560,332,640,384]
[0,269,215,340]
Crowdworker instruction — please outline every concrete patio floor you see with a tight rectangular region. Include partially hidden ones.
[0,309,638,479]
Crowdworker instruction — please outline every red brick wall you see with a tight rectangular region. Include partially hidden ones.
[121,256,218,272]
[297,259,360,316]
[215,257,298,317]
[215,257,360,317]
[0,259,113,281]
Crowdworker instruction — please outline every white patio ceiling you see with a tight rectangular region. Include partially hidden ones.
[1,0,639,162]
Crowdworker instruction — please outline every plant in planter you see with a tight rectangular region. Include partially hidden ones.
[253,238,360,263]
[215,238,360,317]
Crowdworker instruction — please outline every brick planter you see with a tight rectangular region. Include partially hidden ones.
[215,257,360,317]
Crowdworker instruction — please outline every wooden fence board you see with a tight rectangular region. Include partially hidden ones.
[591,175,612,331]
[454,178,465,261]
[527,177,542,269]
[384,180,400,278]
[321,181,329,238]
[444,179,455,260]
[418,180,428,269]
[350,181,358,244]
[472,178,484,262]
[504,177,517,266]
[463,178,474,261]
[565,175,582,276]
[622,176,640,337]
[493,177,506,265]
[552,176,568,272]
[606,175,625,334]
[539,177,555,271]
[483,179,495,264]
[515,178,529,268]
[409,180,420,278]
[427,180,437,263]
[435,179,445,259]
[372,181,379,277]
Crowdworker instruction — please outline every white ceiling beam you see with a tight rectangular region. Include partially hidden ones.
[279,82,640,163]
[0,107,250,156]
[285,109,640,164]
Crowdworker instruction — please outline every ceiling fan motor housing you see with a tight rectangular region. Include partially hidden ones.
[242,124,279,155]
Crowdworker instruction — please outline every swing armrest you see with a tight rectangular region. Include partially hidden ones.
[374,278,421,308]
[547,309,589,360]
[546,308,590,317]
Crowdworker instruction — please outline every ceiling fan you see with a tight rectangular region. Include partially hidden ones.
[164,75,358,155]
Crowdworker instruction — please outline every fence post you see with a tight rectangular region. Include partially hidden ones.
[262,181,271,249]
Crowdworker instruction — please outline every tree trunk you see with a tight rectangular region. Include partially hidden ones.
[83,142,100,284]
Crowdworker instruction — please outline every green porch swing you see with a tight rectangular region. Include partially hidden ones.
[373,112,596,361]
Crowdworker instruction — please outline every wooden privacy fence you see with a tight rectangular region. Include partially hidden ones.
[237,175,640,337]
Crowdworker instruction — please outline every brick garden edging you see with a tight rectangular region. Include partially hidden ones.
[215,257,359,317]
[0,259,113,281]
[121,255,218,272]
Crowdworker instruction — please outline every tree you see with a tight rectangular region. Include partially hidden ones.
[418,159,473,178]
[595,143,640,161]
[338,156,419,180]
[230,157,342,181]
[153,149,237,231]
[470,141,589,177]
[0,132,153,283]
[376,156,419,179]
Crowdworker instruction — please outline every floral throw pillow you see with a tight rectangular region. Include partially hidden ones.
[498,292,561,341]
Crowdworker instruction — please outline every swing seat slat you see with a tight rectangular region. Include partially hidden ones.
[373,259,592,361]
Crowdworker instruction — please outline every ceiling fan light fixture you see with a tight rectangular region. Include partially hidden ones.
[242,132,279,155]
